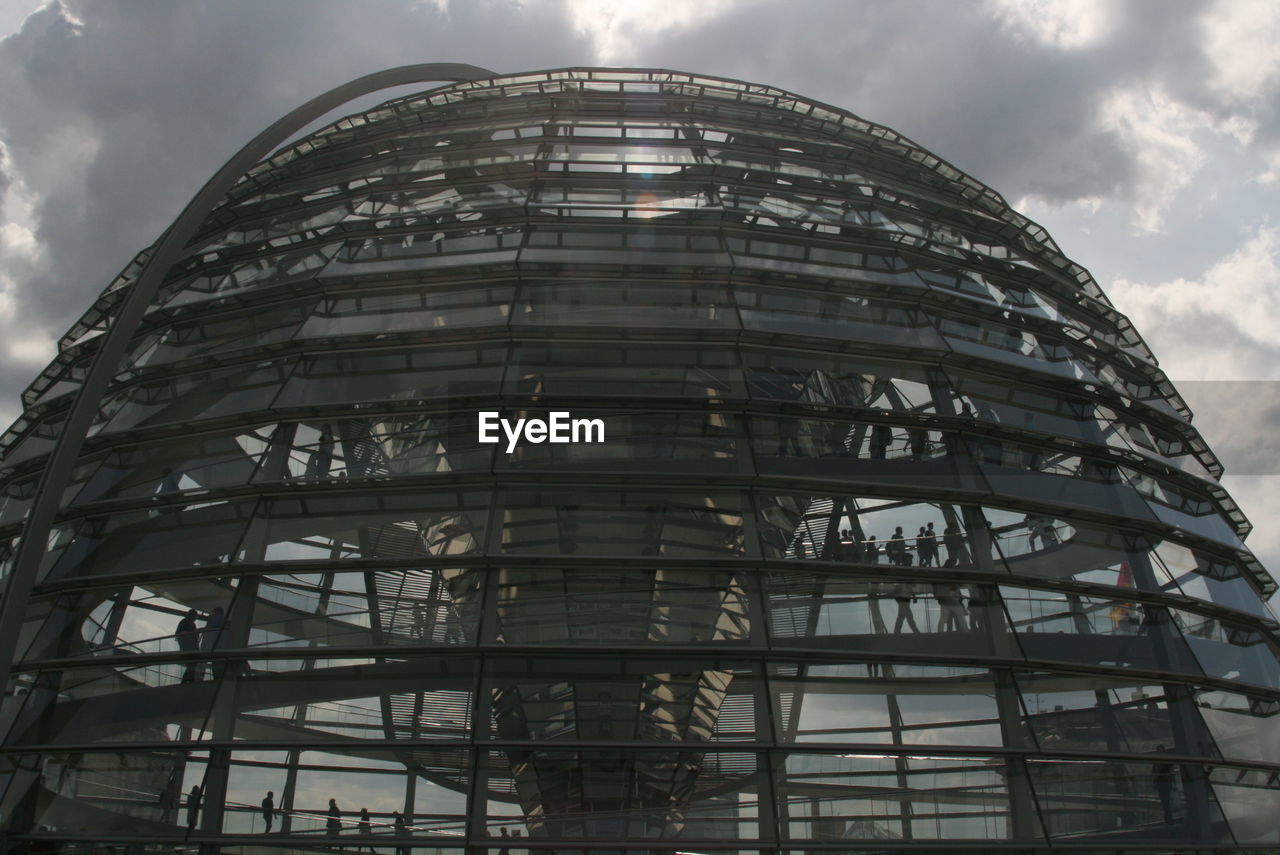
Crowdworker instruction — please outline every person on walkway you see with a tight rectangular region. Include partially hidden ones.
[326,798,342,838]
[892,583,920,633]
[393,811,409,855]
[936,583,969,632]
[886,527,908,566]
[909,427,927,461]
[175,609,201,682]
[186,784,202,830]
[309,424,336,479]
[916,523,937,567]
[943,525,968,566]
[967,585,987,633]
[261,791,274,833]
[358,807,373,851]
[870,424,892,460]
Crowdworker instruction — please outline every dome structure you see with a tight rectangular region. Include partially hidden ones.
[0,67,1278,852]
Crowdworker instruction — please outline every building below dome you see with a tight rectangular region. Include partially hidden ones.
[0,67,1277,853]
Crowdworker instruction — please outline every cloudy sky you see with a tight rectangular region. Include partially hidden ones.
[1,0,1278,580]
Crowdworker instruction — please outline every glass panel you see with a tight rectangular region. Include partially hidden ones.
[1208,766,1280,843]
[491,567,751,646]
[758,494,999,570]
[39,500,256,583]
[127,302,310,369]
[69,425,275,504]
[736,286,944,350]
[297,284,514,338]
[1016,671,1217,757]
[498,411,740,473]
[764,571,1010,658]
[741,347,945,411]
[242,492,489,563]
[506,343,741,399]
[1000,586,1202,675]
[1171,608,1280,690]
[9,749,209,834]
[480,749,761,840]
[484,659,759,742]
[251,568,480,648]
[1195,689,1280,765]
[1027,758,1232,842]
[512,280,738,329]
[1152,539,1276,621]
[776,752,1012,840]
[262,416,494,483]
[499,489,747,558]
[770,662,1002,747]
[273,345,505,408]
[99,358,295,435]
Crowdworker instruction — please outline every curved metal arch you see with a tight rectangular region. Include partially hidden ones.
[0,62,497,680]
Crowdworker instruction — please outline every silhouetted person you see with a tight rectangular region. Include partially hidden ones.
[943,525,968,566]
[892,583,920,633]
[917,523,937,566]
[887,526,908,566]
[326,798,342,838]
[393,811,408,855]
[261,791,274,833]
[870,424,892,459]
[358,807,373,850]
[936,583,968,632]
[201,607,225,650]
[498,827,511,855]
[967,585,987,632]
[864,535,878,563]
[909,427,927,461]
[310,424,336,479]
[175,609,200,682]
[186,785,202,830]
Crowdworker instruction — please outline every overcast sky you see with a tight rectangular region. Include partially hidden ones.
[1,0,1278,582]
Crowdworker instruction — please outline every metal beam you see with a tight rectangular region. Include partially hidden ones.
[0,63,497,683]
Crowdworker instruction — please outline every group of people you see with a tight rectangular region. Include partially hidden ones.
[185,789,412,846]
[792,522,971,567]
[173,606,227,681]
[879,581,989,634]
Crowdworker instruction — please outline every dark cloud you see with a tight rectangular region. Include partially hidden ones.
[0,0,592,338]
[619,0,1277,211]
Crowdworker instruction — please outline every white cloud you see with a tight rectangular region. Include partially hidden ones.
[1098,85,1214,233]
[7,333,53,365]
[1110,226,1280,379]
[1201,0,1280,107]
[0,0,47,37]
[565,0,739,64]
[986,0,1115,49]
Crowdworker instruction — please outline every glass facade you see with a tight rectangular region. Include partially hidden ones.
[0,67,1278,854]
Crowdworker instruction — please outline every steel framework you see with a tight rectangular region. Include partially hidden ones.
[0,67,1277,854]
